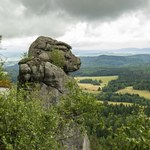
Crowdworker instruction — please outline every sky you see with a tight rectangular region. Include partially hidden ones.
[0,0,150,52]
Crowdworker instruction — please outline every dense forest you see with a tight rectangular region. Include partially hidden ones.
[102,68,150,92]
[73,54,150,77]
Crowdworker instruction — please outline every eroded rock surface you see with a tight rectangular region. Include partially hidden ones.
[18,36,90,150]
[28,36,81,73]
[18,36,81,104]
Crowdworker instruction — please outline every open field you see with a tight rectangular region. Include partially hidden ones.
[75,76,118,94]
[117,86,150,99]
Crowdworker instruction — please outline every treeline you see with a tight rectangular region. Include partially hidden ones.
[73,67,127,76]
[90,102,150,150]
[102,69,150,92]
[73,60,150,92]
[97,92,150,106]
[79,78,102,85]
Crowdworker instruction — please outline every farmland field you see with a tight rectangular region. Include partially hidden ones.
[117,86,150,99]
[75,76,118,94]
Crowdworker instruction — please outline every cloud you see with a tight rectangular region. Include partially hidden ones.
[18,0,54,16]
[18,0,149,20]
[0,0,150,50]
[54,0,149,20]
[0,0,149,39]
[59,11,150,50]
[0,0,72,38]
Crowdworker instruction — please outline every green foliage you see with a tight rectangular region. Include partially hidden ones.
[0,87,62,149]
[97,92,150,106]
[101,69,150,92]
[0,79,150,150]
[79,78,102,85]
[51,49,65,69]
[73,55,150,76]
[57,80,102,135]
[89,103,150,150]
[105,110,150,150]
[0,58,6,80]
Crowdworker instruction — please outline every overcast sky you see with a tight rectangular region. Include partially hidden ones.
[1,0,150,51]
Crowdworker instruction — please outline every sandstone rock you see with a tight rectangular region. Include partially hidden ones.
[39,52,49,61]
[19,64,31,74]
[28,36,81,73]
[18,36,89,150]
[18,36,80,104]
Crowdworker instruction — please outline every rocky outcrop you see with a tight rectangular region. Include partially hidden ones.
[18,58,70,104]
[18,36,81,104]
[28,36,81,73]
[18,36,90,149]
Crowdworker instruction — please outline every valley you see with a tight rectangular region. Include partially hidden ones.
[117,86,150,100]
[2,52,150,149]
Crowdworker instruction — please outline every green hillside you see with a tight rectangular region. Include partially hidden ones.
[80,54,150,67]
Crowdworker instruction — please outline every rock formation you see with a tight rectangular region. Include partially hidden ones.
[18,36,90,149]
[28,36,80,73]
[18,36,81,104]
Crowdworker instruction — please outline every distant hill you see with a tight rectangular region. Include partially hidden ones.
[5,64,19,82]
[73,48,150,56]
[80,54,150,68]
[72,54,150,76]
[4,54,150,80]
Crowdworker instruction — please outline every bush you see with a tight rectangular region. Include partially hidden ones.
[0,87,62,149]
[107,110,150,149]
[51,49,65,69]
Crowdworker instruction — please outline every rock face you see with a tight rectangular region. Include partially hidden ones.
[28,36,81,73]
[18,36,81,104]
[18,36,90,149]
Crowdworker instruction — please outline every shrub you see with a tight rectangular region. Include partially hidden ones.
[51,49,65,69]
[0,87,62,149]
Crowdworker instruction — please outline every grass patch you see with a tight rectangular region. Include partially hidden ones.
[117,86,150,100]
[75,76,118,94]
[0,80,11,88]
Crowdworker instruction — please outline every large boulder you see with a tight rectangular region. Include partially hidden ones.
[28,36,81,73]
[18,58,70,104]
[18,36,81,104]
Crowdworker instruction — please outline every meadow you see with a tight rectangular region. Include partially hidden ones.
[117,86,150,99]
[75,76,118,94]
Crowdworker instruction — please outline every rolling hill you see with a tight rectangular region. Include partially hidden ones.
[80,54,150,68]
